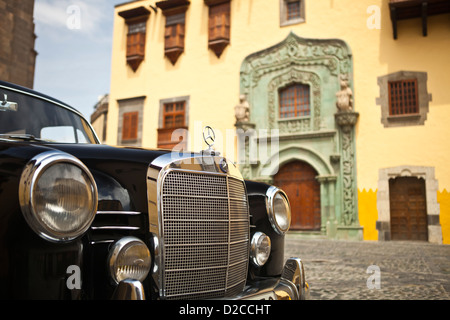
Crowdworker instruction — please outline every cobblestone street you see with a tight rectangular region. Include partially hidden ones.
[284,235,450,300]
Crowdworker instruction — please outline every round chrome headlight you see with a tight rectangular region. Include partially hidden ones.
[108,237,151,284]
[19,150,98,242]
[266,186,291,235]
[250,232,271,267]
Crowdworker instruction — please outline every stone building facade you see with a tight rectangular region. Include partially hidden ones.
[0,0,37,88]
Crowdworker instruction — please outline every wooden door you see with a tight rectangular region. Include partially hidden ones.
[273,161,321,231]
[389,177,428,241]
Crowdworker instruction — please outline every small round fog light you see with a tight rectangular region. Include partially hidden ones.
[108,237,151,284]
[250,232,271,267]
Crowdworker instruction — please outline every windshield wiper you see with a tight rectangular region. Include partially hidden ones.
[0,134,47,142]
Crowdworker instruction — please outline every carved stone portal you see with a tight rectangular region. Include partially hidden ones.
[238,32,362,240]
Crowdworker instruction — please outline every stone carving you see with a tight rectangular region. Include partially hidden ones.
[336,75,353,112]
[240,32,353,93]
[234,94,250,123]
[335,111,359,226]
[278,119,310,133]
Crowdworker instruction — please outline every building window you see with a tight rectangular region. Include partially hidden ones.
[118,6,151,71]
[280,0,305,27]
[205,0,231,57]
[158,96,189,150]
[164,13,185,65]
[279,84,310,118]
[126,22,146,71]
[163,101,185,129]
[117,96,145,147]
[156,0,190,65]
[388,79,419,116]
[376,71,432,128]
[122,111,139,141]
[287,1,301,20]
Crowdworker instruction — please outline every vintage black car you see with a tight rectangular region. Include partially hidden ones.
[0,80,308,300]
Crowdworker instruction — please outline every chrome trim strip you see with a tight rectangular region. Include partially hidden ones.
[90,226,140,230]
[96,211,142,215]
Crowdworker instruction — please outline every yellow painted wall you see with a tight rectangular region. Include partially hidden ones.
[438,190,450,244]
[358,189,378,241]
[107,0,450,240]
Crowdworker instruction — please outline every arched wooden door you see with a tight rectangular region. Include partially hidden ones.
[273,160,321,231]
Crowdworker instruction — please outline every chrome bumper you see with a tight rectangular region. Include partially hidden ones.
[112,258,308,300]
[234,258,309,300]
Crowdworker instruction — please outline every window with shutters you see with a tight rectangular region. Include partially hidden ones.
[126,22,146,71]
[280,0,305,27]
[118,6,150,71]
[156,0,190,65]
[388,79,419,115]
[163,101,186,129]
[122,112,139,141]
[279,83,311,119]
[164,14,185,64]
[117,96,144,147]
[158,97,189,150]
[205,0,231,57]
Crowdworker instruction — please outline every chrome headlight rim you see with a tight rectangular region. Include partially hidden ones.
[266,186,291,235]
[19,150,98,243]
[108,237,152,284]
[250,231,271,267]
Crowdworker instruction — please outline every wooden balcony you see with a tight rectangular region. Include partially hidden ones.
[157,127,188,150]
[389,0,450,39]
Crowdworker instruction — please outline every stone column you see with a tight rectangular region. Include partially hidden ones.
[317,175,338,239]
[335,110,363,240]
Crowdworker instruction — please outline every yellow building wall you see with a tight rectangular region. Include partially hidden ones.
[438,190,450,244]
[358,189,378,241]
[108,0,450,240]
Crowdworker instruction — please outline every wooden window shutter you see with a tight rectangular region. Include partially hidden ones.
[127,31,146,58]
[122,111,139,141]
[206,0,231,58]
[156,0,190,65]
[118,7,150,72]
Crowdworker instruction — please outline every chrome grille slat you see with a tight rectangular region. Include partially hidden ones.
[160,169,249,300]
[89,211,143,245]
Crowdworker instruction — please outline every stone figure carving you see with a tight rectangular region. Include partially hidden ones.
[336,76,353,112]
[235,94,250,123]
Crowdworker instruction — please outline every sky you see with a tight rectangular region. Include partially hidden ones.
[33,0,125,119]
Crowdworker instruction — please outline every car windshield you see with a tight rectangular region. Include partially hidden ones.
[0,86,98,144]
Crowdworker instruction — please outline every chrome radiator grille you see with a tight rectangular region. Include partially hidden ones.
[160,170,249,300]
